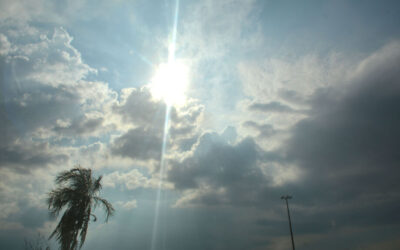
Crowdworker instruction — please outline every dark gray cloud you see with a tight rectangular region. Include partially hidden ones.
[1,4,400,249]
[10,206,49,229]
[169,124,196,138]
[111,127,163,161]
[1,85,80,133]
[165,42,400,249]
[113,87,166,127]
[266,42,400,242]
[110,88,204,161]
[168,129,273,206]
[52,116,104,136]
[287,42,400,201]
[0,142,68,172]
[114,87,203,132]
[249,101,300,113]
[243,121,276,138]
[0,94,69,171]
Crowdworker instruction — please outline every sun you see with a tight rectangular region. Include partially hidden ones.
[149,60,189,106]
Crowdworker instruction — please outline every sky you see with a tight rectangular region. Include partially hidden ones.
[1,0,400,249]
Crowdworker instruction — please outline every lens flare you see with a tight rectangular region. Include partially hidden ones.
[149,60,189,106]
[150,1,180,249]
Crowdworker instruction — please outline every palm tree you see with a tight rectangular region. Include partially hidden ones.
[47,167,114,250]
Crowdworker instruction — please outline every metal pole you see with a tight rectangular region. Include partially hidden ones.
[281,195,295,250]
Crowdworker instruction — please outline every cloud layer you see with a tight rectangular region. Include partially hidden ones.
[1,1,400,249]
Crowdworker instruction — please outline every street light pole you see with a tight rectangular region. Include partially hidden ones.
[281,195,295,250]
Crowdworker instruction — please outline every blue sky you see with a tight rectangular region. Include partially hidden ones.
[1,0,400,249]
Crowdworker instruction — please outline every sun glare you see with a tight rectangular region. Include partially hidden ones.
[149,60,189,106]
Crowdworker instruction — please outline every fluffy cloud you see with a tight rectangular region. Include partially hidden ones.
[0,24,120,172]
[113,87,166,128]
[242,121,276,138]
[239,53,353,106]
[111,127,163,161]
[237,53,354,143]
[286,42,400,205]
[168,128,281,207]
[116,199,138,210]
[110,87,204,164]
[103,169,161,191]
[0,140,67,172]
[251,42,400,247]
[0,21,120,249]
[164,41,400,249]
[1,0,399,248]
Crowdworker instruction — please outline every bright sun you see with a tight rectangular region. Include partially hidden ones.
[149,60,189,106]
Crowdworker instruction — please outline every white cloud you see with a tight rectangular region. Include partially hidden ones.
[0,202,19,220]
[0,33,13,55]
[238,53,353,106]
[0,22,124,173]
[0,20,127,241]
[103,169,164,190]
[234,52,358,151]
[117,199,138,210]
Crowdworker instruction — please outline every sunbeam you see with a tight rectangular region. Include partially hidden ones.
[150,1,180,249]
[150,105,171,250]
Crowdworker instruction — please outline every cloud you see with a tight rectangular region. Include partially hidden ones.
[238,53,353,107]
[287,41,400,197]
[168,128,276,207]
[110,87,204,163]
[113,87,166,128]
[0,141,68,172]
[117,199,138,210]
[113,87,203,132]
[1,1,399,249]
[243,121,276,139]
[261,41,400,238]
[236,54,350,143]
[0,167,55,230]
[0,33,13,55]
[174,0,263,121]
[0,202,19,220]
[0,22,123,248]
[164,41,400,249]
[103,169,162,190]
[52,115,104,136]
[248,101,301,113]
[179,0,259,60]
[0,24,120,173]
[111,126,161,162]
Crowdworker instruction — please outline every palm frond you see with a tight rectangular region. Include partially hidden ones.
[93,176,103,193]
[79,208,91,249]
[47,187,76,217]
[90,214,97,222]
[93,196,115,221]
[48,167,114,250]
[55,168,82,184]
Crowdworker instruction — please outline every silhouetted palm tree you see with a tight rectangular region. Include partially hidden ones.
[47,167,114,250]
